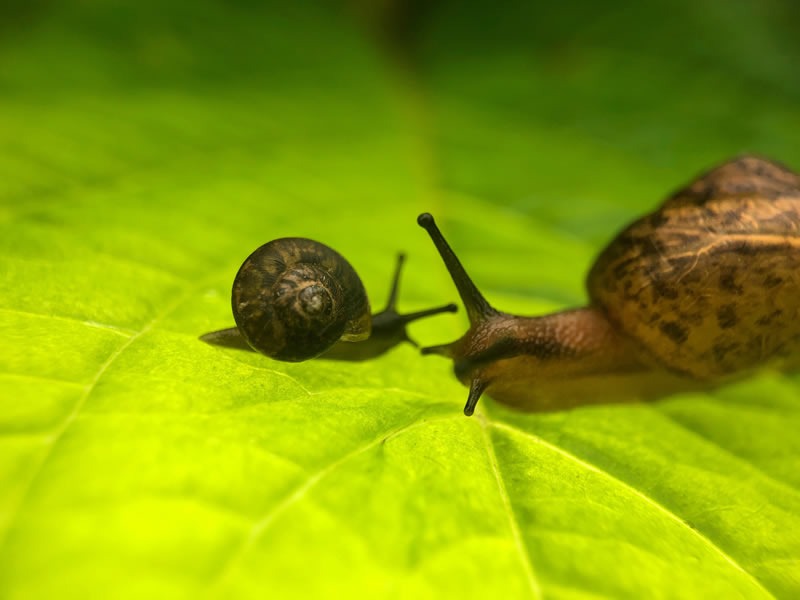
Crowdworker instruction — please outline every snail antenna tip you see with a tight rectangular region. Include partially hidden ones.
[417,213,434,228]
[416,213,498,325]
[464,379,487,416]
[400,302,458,325]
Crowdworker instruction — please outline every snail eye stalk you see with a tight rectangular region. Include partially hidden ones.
[417,213,498,325]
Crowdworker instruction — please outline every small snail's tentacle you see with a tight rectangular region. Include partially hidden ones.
[420,342,455,358]
[417,213,499,324]
[398,303,458,325]
[384,253,405,311]
[375,255,458,323]
[199,327,254,352]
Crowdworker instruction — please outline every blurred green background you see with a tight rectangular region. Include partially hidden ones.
[1,0,799,598]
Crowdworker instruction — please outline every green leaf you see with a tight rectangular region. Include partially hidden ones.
[1,1,799,598]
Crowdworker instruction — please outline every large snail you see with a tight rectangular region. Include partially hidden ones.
[200,238,456,361]
[418,155,800,415]
[202,156,800,418]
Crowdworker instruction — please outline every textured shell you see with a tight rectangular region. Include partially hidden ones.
[232,238,371,361]
[588,156,800,379]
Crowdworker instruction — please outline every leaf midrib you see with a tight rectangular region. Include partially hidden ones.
[491,421,776,599]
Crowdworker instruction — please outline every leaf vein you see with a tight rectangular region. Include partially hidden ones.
[0,372,86,388]
[652,408,800,498]
[490,420,776,599]
[0,307,136,337]
[476,413,543,600]
[208,414,464,592]
[0,272,222,552]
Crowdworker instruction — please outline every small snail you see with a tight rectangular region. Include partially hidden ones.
[418,155,800,415]
[200,238,456,361]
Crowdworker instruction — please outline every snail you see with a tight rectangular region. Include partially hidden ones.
[200,238,456,361]
[418,155,800,416]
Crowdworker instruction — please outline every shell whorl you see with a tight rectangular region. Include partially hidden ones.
[231,238,371,362]
[587,155,800,378]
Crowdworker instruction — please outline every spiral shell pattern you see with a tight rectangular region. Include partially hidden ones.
[232,238,371,361]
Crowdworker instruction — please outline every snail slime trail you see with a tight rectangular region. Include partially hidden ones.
[200,242,456,361]
[418,155,800,415]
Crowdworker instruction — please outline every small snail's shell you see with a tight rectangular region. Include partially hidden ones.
[588,156,800,378]
[232,238,371,361]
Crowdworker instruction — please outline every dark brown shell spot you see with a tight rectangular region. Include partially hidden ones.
[720,210,740,226]
[660,320,689,345]
[647,266,680,301]
[716,304,737,329]
[649,212,669,228]
[613,257,637,280]
[652,280,679,301]
[712,340,740,363]
[719,271,743,295]
[644,237,667,258]
[756,309,783,327]
[667,255,694,271]
[763,274,783,289]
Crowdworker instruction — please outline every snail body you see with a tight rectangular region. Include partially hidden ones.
[201,239,455,361]
[419,155,800,415]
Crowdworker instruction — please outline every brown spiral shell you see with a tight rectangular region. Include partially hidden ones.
[588,156,800,378]
[231,238,371,361]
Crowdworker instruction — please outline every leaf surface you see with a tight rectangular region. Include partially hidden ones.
[1,1,799,598]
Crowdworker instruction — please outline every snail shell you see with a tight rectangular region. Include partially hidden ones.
[232,238,371,361]
[589,155,800,378]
